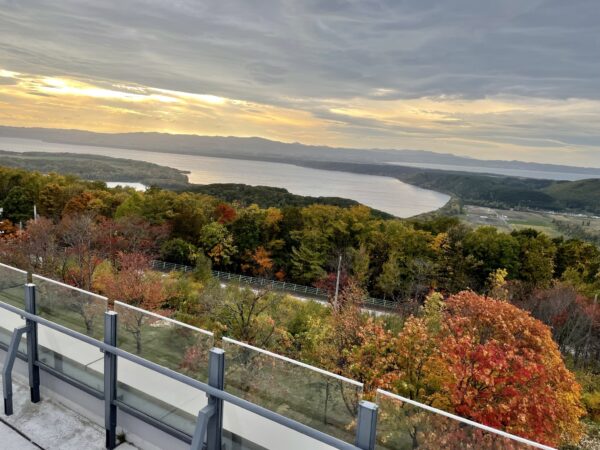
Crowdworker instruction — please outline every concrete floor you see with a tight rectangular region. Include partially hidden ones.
[0,375,138,450]
[0,420,39,450]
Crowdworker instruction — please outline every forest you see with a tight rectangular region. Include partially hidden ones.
[0,165,599,448]
[183,183,392,217]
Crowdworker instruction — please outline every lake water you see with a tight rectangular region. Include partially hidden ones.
[105,182,147,191]
[0,137,449,217]
[386,161,597,181]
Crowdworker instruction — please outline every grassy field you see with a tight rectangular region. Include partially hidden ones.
[462,205,600,242]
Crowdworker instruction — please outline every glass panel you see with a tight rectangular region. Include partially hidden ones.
[114,301,214,433]
[222,337,363,444]
[223,400,336,450]
[0,263,27,309]
[117,362,206,434]
[33,275,107,340]
[37,324,104,393]
[0,308,27,353]
[375,390,538,450]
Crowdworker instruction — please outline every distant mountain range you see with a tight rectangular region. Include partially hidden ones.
[1,125,600,177]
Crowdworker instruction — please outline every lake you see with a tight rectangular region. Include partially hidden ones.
[105,182,147,191]
[0,137,449,217]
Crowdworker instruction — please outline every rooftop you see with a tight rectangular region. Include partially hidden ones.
[0,374,137,450]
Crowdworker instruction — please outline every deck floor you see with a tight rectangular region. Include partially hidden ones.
[0,375,138,450]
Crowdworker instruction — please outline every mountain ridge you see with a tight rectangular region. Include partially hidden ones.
[2,125,600,175]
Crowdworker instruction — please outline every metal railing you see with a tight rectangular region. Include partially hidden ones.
[0,272,374,450]
[151,260,399,310]
[0,264,557,450]
[375,390,556,450]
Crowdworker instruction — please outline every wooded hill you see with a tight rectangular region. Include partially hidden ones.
[184,183,392,218]
[0,151,189,188]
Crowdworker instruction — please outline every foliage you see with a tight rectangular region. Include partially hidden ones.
[1,186,34,223]
[95,252,167,311]
[348,292,585,447]
[160,238,198,265]
[583,391,600,422]
[1,164,598,444]
[212,286,288,349]
[435,292,583,446]
[198,222,237,265]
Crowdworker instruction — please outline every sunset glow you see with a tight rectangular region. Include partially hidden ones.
[1,67,599,164]
[1,1,599,165]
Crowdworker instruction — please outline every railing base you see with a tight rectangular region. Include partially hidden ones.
[4,397,12,416]
[30,387,40,403]
[2,325,29,417]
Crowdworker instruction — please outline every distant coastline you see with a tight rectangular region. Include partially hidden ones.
[1,126,600,217]
[2,125,600,177]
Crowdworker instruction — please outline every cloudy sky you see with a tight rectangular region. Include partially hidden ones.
[1,0,600,165]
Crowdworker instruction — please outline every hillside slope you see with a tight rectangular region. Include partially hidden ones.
[543,179,600,212]
[0,151,189,188]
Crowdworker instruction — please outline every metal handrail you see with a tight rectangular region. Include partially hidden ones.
[0,262,27,275]
[113,300,214,337]
[222,336,363,387]
[0,298,361,450]
[376,389,556,450]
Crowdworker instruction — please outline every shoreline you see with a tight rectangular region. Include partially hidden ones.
[0,138,449,218]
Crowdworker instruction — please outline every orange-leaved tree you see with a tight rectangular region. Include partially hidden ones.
[95,252,168,353]
[434,291,583,446]
[348,291,584,447]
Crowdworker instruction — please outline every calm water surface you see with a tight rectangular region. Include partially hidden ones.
[0,137,449,217]
[106,182,146,191]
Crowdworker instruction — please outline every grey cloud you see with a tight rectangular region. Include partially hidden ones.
[2,0,600,103]
[2,0,600,163]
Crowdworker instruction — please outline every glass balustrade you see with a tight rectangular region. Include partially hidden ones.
[375,389,543,450]
[222,336,363,445]
[114,301,214,434]
[33,275,107,339]
[32,275,108,393]
[0,263,27,309]
[0,264,555,450]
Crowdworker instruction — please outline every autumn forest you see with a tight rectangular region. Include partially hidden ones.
[0,166,599,448]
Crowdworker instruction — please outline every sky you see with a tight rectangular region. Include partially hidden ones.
[1,0,600,166]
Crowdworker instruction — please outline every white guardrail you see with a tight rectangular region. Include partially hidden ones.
[150,260,398,310]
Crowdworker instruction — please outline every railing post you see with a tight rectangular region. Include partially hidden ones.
[3,325,29,415]
[25,283,40,403]
[206,348,224,450]
[355,400,378,450]
[104,311,118,450]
